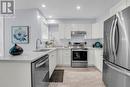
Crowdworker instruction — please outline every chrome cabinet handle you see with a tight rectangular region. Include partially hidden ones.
[104,61,130,77]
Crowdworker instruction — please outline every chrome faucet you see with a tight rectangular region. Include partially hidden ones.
[36,39,42,50]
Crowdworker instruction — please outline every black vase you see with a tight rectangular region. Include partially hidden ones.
[9,44,23,56]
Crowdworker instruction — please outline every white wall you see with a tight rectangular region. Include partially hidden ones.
[110,0,127,16]
[4,9,42,56]
[0,16,4,56]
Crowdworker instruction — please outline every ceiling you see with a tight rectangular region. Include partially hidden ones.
[15,0,121,19]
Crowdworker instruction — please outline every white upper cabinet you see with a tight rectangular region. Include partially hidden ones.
[110,0,127,16]
[59,24,65,39]
[58,24,92,39]
[59,24,75,39]
[72,24,92,39]
[92,22,103,39]
[59,24,71,39]
[64,24,71,39]
[84,24,92,39]
[71,24,79,31]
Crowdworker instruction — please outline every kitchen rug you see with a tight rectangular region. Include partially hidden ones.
[49,69,64,82]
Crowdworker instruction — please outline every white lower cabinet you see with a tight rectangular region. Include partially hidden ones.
[94,49,103,72]
[57,49,63,65]
[56,48,103,72]
[88,50,95,66]
[57,49,71,66]
[62,49,71,66]
[49,50,57,78]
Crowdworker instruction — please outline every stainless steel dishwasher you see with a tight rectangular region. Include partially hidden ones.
[31,54,49,87]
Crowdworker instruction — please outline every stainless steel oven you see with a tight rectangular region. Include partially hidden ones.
[31,54,49,87]
[71,48,88,68]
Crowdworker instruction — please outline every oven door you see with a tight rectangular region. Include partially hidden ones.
[72,50,87,62]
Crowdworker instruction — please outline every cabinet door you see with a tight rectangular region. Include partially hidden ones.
[98,50,103,72]
[57,49,63,65]
[49,50,57,78]
[62,49,71,66]
[71,24,92,39]
[64,24,71,39]
[85,24,92,39]
[52,51,57,69]
[59,24,65,39]
[94,49,103,72]
[92,22,103,39]
[92,23,98,39]
[98,22,103,38]
[88,50,95,66]
[72,24,79,31]
[49,53,53,77]
[77,24,86,32]
[78,24,85,29]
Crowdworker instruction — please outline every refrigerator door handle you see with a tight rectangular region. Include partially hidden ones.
[110,18,115,58]
[104,61,130,77]
[112,18,118,61]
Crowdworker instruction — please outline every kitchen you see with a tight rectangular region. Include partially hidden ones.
[0,0,130,87]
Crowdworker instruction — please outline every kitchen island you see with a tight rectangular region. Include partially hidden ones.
[0,48,57,87]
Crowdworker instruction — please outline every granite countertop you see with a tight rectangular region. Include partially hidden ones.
[0,48,57,63]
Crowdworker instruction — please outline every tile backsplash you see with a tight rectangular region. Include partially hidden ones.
[48,24,103,48]
[56,38,103,47]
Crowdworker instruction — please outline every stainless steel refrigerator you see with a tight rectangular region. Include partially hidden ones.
[103,6,130,87]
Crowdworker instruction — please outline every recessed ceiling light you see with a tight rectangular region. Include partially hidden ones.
[76,6,81,10]
[42,4,46,8]
[48,20,57,24]
[49,16,52,18]
[37,14,41,19]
